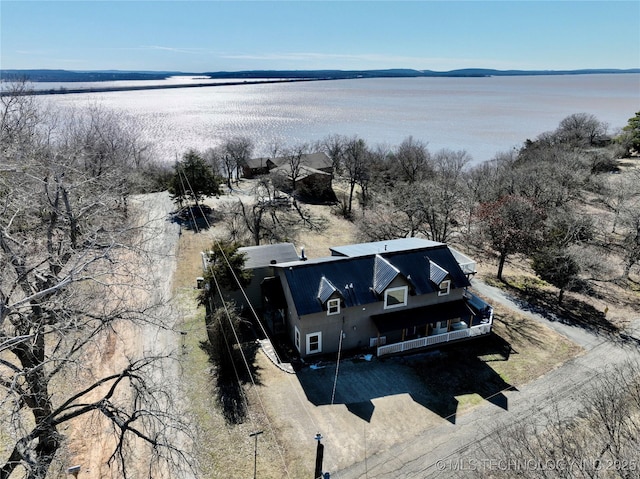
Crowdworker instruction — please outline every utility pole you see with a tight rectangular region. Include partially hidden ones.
[314,433,324,479]
[249,431,263,479]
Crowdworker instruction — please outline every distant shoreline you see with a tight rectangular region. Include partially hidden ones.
[2,67,638,96]
[0,77,327,96]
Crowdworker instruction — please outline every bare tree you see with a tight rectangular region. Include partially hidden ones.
[223,178,324,246]
[478,361,640,479]
[358,149,468,243]
[556,112,609,147]
[357,183,425,241]
[281,143,309,195]
[0,81,43,150]
[224,136,254,183]
[620,206,640,279]
[1,89,193,478]
[602,173,640,234]
[476,195,546,280]
[321,134,347,176]
[419,149,470,242]
[392,136,432,183]
[342,137,369,217]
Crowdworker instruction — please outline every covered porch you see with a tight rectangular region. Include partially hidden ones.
[371,292,493,357]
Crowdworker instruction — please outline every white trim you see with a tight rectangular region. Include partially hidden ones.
[294,326,301,352]
[384,286,408,309]
[327,298,340,315]
[438,280,451,296]
[306,331,322,354]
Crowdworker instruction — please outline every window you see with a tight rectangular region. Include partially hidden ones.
[438,280,451,296]
[307,332,322,354]
[370,336,387,347]
[384,286,408,309]
[327,298,340,315]
[306,332,322,354]
[294,327,301,352]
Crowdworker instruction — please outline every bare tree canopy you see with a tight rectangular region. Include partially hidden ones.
[1,84,193,479]
[478,360,640,479]
[392,136,432,183]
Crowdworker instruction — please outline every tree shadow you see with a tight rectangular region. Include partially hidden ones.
[498,312,545,349]
[171,204,218,231]
[199,334,262,425]
[500,277,619,337]
[296,336,515,424]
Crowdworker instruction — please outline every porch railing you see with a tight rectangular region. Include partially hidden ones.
[377,323,492,357]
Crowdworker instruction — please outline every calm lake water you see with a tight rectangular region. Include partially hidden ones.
[40,74,640,165]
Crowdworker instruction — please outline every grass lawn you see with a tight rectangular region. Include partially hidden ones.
[405,300,583,421]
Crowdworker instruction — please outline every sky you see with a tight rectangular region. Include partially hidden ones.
[1,1,639,72]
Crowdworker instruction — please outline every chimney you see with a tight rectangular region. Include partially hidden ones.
[300,246,307,261]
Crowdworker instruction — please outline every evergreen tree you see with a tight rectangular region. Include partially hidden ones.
[170,150,220,206]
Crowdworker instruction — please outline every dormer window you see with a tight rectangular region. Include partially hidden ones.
[428,258,451,296]
[327,298,340,315]
[317,276,344,314]
[438,280,451,296]
[384,286,408,309]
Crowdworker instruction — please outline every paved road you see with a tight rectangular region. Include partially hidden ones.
[333,279,640,479]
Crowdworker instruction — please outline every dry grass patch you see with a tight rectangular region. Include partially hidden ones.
[174,230,305,478]
[488,303,584,385]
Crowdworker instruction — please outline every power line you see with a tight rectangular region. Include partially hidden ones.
[177,163,296,477]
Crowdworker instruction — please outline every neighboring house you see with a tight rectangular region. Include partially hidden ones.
[270,163,334,201]
[240,157,278,178]
[240,152,333,179]
[266,238,493,358]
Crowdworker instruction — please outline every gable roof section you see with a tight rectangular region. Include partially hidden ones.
[373,255,400,294]
[383,246,470,293]
[277,244,470,316]
[429,260,449,285]
[279,256,375,316]
[244,152,332,171]
[302,152,332,170]
[271,163,331,181]
[317,276,342,303]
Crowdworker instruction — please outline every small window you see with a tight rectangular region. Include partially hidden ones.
[327,298,340,315]
[438,280,451,296]
[294,327,301,351]
[306,332,322,354]
[384,286,408,309]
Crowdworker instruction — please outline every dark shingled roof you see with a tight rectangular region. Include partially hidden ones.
[277,244,470,316]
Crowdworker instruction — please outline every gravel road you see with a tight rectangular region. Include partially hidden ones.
[71,192,196,478]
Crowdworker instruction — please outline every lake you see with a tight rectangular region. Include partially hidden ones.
[39,74,640,165]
